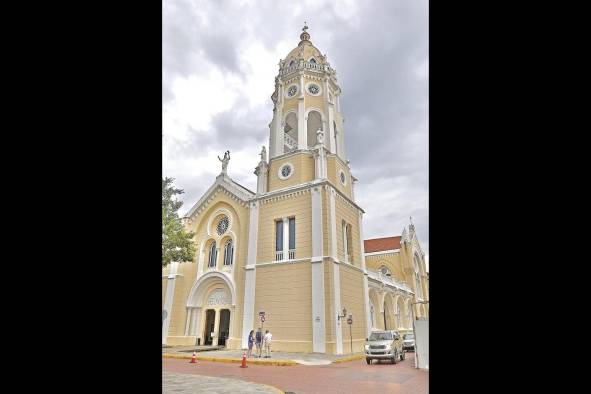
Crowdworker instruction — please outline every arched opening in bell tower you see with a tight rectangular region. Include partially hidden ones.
[283,112,298,153]
[307,110,322,148]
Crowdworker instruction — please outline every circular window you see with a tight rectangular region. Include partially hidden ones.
[340,171,346,185]
[306,82,322,96]
[278,163,294,180]
[216,216,229,235]
[286,85,298,98]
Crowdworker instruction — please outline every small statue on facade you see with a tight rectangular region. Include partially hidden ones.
[218,150,230,174]
[260,146,267,162]
[316,128,324,145]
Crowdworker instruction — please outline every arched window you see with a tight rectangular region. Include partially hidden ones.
[208,241,217,268]
[309,58,316,64]
[333,121,338,155]
[223,239,233,266]
[414,254,423,299]
[289,60,295,67]
[307,111,322,148]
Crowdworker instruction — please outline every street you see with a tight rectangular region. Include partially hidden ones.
[163,352,428,394]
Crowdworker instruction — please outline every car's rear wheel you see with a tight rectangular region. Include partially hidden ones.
[366,358,371,365]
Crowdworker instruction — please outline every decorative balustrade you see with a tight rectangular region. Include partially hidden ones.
[288,249,296,259]
[275,251,283,261]
[284,133,297,150]
[367,268,413,293]
[280,61,328,76]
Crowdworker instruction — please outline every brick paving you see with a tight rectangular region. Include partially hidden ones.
[163,372,281,394]
[163,351,428,394]
[163,346,363,364]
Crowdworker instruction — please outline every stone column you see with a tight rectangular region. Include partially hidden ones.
[162,261,179,345]
[297,74,306,149]
[241,201,259,349]
[282,217,289,259]
[184,307,192,336]
[213,309,221,346]
[358,211,372,337]
[311,186,326,353]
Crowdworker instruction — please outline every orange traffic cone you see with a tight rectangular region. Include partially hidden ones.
[240,351,247,368]
[190,351,197,364]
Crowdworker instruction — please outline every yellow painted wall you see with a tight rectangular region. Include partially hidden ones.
[326,156,353,199]
[365,253,405,284]
[335,196,361,266]
[254,262,313,352]
[257,191,312,263]
[268,152,315,192]
[339,264,367,353]
[165,190,250,345]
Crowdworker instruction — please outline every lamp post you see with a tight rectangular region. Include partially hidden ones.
[410,300,429,369]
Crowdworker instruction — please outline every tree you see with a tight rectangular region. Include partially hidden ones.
[162,177,196,267]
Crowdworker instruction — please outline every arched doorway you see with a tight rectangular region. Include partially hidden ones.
[186,272,236,347]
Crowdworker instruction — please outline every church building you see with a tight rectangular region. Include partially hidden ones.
[162,25,429,354]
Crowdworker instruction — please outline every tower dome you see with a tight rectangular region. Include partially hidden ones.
[281,23,326,69]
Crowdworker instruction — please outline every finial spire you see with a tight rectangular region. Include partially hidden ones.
[299,22,311,45]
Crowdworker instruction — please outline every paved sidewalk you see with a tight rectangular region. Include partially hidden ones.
[163,346,364,365]
[163,372,283,394]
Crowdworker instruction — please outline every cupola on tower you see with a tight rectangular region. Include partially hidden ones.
[268,24,346,161]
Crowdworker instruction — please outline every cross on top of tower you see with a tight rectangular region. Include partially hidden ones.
[299,22,311,43]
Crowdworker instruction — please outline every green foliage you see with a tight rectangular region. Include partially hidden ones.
[162,177,196,267]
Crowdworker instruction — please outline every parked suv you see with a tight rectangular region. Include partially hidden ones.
[364,330,405,364]
[403,333,415,351]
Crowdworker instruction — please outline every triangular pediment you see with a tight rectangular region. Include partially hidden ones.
[184,174,255,220]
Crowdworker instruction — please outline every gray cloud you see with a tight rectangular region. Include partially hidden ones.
[163,0,428,256]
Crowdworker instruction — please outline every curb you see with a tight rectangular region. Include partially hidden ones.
[332,354,364,363]
[163,353,298,366]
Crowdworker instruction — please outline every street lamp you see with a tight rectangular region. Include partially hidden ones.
[410,300,429,369]
[337,307,347,322]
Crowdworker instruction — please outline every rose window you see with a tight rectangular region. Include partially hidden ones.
[216,216,229,235]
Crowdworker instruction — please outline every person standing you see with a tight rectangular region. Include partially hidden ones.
[247,330,255,358]
[263,330,272,358]
[255,327,263,358]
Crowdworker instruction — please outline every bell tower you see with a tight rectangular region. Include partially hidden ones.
[268,24,346,162]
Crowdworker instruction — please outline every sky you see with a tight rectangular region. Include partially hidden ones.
[163,0,429,268]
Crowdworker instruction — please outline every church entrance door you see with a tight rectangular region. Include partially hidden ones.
[204,309,215,345]
[218,309,230,347]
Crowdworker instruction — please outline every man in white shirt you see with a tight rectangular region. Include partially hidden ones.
[263,330,272,358]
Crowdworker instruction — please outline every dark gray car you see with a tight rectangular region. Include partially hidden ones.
[403,333,415,351]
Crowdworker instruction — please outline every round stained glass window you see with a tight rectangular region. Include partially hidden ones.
[287,85,297,97]
[281,165,291,178]
[216,216,229,235]
[308,84,319,95]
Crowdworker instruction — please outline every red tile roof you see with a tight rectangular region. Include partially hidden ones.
[364,236,401,253]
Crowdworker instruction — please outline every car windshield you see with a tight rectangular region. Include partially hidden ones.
[369,332,393,341]
[404,334,414,340]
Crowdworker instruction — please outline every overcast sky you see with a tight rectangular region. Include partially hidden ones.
[163,0,429,267]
